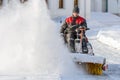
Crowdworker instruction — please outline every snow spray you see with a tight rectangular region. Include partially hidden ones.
[0,0,85,77]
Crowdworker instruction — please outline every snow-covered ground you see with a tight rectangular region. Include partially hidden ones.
[0,0,120,80]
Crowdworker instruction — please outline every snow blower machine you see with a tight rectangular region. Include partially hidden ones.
[63,25,108,75]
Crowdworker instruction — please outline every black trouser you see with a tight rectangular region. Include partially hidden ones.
[66,32,76,52]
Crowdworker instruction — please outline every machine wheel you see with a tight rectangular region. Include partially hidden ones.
[82,39,88,53]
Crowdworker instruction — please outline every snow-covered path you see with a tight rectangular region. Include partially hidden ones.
[89,13,120,26]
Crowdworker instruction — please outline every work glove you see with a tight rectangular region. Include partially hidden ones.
[69,25,79,31]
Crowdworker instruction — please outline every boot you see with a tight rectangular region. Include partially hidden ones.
[70,38,75,53]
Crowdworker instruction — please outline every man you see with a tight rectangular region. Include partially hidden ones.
[60,6,87,52]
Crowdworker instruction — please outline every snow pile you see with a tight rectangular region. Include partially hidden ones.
[71,54,105,64]
[0,0,82,77]
[97,25,120,50]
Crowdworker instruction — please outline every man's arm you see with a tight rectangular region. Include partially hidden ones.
[80,20,87,28]
[60,21,68,33]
